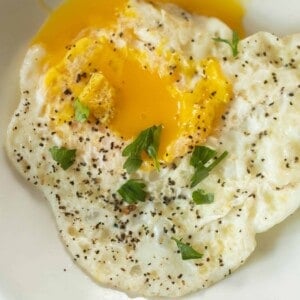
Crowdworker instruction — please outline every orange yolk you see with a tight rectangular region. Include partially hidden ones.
[36,0,243,161]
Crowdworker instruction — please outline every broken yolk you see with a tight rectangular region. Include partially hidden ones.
[44,39,179,157]
[36,0,240,161]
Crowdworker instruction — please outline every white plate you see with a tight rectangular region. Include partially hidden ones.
[0,1,299,299]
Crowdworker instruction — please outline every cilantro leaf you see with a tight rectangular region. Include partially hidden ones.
[74,98,90,123]
[49,146,76,170]
[192,189,214,205]
[117,179,147,204]
[213,30,240,57]
[122,125,162,173]
[190,146,228,188]
[172,237,203,260]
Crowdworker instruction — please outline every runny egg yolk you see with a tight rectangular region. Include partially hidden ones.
[36,0,242,162]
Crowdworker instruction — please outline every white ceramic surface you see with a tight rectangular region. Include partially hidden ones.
[0,1,299,300]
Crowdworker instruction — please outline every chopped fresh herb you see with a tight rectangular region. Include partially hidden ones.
[206,150,228,172]
[145,125,162,170]
[190,166,209,188]
[172,237,203,260]
[122,125,162,173]
[190,146,228,188]
[190,146,216,167]
[74,98,90,123]
[213,31,240,57]
[192,189,214,205]
[117,179,147,204]
[49,146,76,170]
[123,156,143,174]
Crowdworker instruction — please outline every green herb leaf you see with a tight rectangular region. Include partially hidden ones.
[122,125,162,173]
[213,30,240,57]
[206,150,228,172]
[117,179,147,204]
[74,98,90,123]
[190,146,228,187]
[145,125,162,170]
[49,146,76,170]
[231,31,240,56]
[122,135,144,157]
[190,146,216,168]
[190,165,209,188]
[172,237,203,260]
[192,189,214,205]
[123,156,143,174]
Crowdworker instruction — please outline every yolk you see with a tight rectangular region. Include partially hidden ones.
[81,43,179,155]
[37,0,240,160]
[108,57,179,157]
[44,38,231,161]
[44,39,179,156]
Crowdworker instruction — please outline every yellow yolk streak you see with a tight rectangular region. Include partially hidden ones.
[177,59,232,143]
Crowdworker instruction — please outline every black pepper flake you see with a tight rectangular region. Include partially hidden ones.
[272,72,278,83]
[64,88,72,95]
[168,178,176,186]
[76,72,87,83]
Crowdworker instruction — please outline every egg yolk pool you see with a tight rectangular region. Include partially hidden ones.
[34,0,244,161]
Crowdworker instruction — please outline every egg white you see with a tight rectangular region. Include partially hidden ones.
[6,0,300,297]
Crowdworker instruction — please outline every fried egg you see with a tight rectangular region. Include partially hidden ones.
[6,0,300,297]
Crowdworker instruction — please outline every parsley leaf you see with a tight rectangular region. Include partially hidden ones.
[74,98,90,123]
[49,146,76,170]
[122,125,162,173]
[172,237,203,260]
[192,189,214,205]
[213,31,240,57]
[117,179,147,204]
[190,146,228,188]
